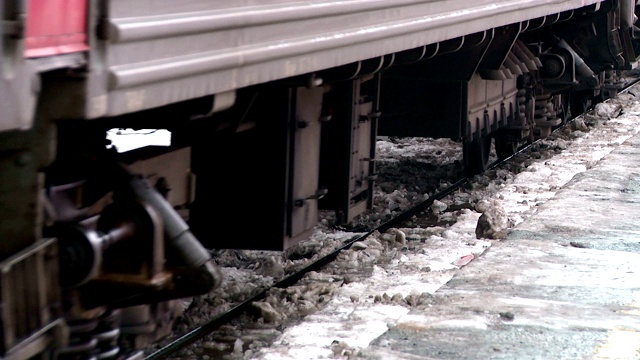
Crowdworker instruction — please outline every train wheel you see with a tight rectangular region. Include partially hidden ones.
[560,93,572,124]
[570,91,594,116]
[463,134,492,176]
[494,129,518,160]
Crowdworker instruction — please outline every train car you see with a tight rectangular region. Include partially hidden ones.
[1,0,638,358]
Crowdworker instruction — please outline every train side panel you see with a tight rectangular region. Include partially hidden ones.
[45,0,603,120]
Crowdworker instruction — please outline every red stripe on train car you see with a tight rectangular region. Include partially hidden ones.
[24,0,89,58]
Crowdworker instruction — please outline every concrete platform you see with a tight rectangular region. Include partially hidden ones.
[362,134,640,358]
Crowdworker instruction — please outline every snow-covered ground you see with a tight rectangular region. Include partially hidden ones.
[254,97,640,359]
[152,87,640,359]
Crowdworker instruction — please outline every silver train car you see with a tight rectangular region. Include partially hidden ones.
[1,0,637,358]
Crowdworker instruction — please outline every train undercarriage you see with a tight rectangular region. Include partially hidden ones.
[1,0,639,358]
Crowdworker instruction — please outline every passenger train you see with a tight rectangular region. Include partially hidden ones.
[1,0,637,358]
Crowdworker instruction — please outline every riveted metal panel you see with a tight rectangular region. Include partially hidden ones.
[289,86,323,241]
[467,73,518,137]
[319,76,378,225]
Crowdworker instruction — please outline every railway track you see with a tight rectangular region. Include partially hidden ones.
[146,73,640,360]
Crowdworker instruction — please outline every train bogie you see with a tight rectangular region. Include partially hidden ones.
[378,33,534,174]
[378,1,639,175]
